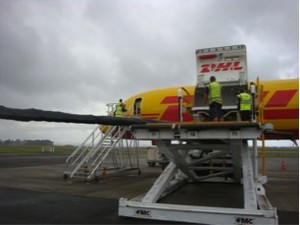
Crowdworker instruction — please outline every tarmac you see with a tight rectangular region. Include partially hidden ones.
[0,153,298,224]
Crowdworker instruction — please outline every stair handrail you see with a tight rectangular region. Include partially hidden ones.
[180,87,193,110]
[88,127,128,180]
[125,103,134,118]
[65,125,101,167]
[66,125,114,169]
[89,126,124,168]
[73,129,104,166]
[83,125,118,163]
[69,125,118,178]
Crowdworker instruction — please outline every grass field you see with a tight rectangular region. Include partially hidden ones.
[0,145,76,154]
[0,145,298,158]
[257,147,299,158]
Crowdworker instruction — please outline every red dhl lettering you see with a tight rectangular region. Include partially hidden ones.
[158,89,298,122]
[160,105,193,122]
[265,90,297,107]
[161,95,193,104]
[200,61,243,73]
[264,109,298,120]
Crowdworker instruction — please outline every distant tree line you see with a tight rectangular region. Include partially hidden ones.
[0,139,54,146]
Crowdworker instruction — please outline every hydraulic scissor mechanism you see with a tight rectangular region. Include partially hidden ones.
[119,122,278,225]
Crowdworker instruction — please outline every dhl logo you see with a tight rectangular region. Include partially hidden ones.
[200,61,243,73]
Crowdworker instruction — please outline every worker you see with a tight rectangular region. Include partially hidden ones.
[134,100,141,116]
[114,99,127,117]
[237,88,252,121]
[204,76,223,122]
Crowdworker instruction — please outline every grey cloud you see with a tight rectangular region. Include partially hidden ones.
[0,0,298,145]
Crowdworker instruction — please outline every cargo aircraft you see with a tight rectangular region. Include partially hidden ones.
[0,78,298,141]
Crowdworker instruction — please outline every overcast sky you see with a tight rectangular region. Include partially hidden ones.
[0,0,298,145]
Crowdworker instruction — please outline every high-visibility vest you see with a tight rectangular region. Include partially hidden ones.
[238,92,251,111]
[208,82,222,104]
[115,102,124,117]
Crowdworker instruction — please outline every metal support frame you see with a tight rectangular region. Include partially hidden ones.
[118,122,278,225]
[142,162,187,203]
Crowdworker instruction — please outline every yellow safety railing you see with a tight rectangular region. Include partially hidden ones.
[255,77,266,176]
[180,87,194,116]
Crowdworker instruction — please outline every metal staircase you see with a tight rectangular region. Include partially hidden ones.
[64,125,138,181]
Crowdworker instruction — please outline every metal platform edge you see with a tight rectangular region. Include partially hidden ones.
[119,198,278,225]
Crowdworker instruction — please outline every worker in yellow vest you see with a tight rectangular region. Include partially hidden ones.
[114,99,127,117]
[204,76,223,122]
[237,89,252,121]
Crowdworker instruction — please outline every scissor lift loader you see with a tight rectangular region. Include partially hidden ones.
[118,45,278,225]
[119,122,277,224]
